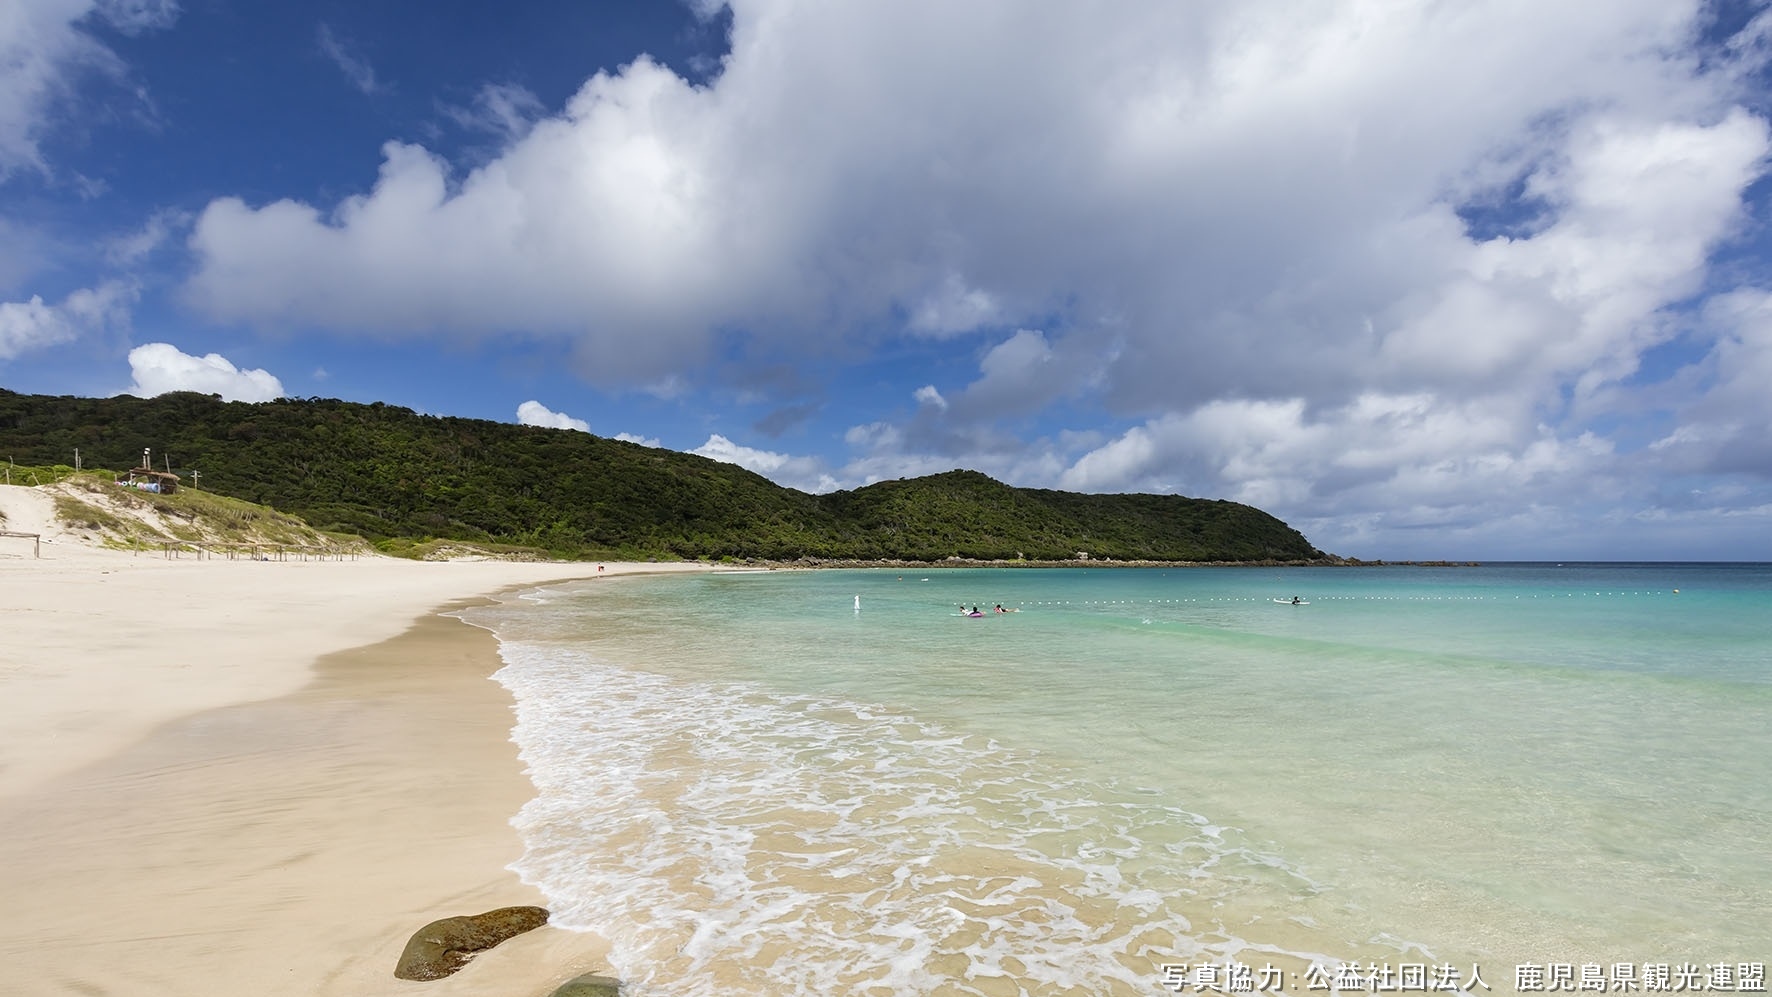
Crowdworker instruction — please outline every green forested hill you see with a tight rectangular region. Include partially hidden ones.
[0,389,1330,562]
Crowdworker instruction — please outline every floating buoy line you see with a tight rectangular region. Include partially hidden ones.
[991,591,1676,609]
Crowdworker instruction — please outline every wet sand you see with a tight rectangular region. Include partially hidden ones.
[0,605,617,996]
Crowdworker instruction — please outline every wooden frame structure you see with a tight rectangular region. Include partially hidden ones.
[0,530,40,557]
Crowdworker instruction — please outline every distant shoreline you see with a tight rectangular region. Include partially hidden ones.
[730,556,1482,569]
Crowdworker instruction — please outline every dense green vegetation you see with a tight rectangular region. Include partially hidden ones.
[0,389,1330,562]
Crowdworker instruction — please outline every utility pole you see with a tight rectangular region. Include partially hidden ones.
[191,470,201,490]
[75,448,81,473]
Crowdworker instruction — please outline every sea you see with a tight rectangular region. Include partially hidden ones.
[455,563,1772,996]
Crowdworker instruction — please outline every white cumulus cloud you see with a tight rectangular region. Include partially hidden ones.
[516,399,591,432]
[126,342,283,402]
[0,280,135,359]
[0,296,80,359]
[181,2,1772,416]
[170,0,1772,556]
[692,433,841,493]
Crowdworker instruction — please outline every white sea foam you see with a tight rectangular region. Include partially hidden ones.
[460,563,1772,990]
[491,639,1349,996]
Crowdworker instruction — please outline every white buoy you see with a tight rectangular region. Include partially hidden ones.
[854,594,861,612]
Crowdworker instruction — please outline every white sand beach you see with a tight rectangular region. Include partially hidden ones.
[0,483,715,995]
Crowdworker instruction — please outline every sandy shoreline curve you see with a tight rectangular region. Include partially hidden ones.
[0,525,713,800]
[0,485,724,993]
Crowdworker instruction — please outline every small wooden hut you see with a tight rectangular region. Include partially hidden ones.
[118,468,181,494]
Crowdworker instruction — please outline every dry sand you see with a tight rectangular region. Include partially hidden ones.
[0,484,718,995]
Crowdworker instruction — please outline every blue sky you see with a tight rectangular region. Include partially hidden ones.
[6,0,1772,560]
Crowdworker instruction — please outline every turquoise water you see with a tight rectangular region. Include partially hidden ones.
[460,564,1772,995]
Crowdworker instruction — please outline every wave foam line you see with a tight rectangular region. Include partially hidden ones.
[494,642,1350,996]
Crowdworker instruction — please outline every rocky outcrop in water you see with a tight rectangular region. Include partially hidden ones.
[392,905,550,980]
[549,972,623,996]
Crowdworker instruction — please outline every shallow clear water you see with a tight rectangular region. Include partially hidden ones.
[460,564,1772,995]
